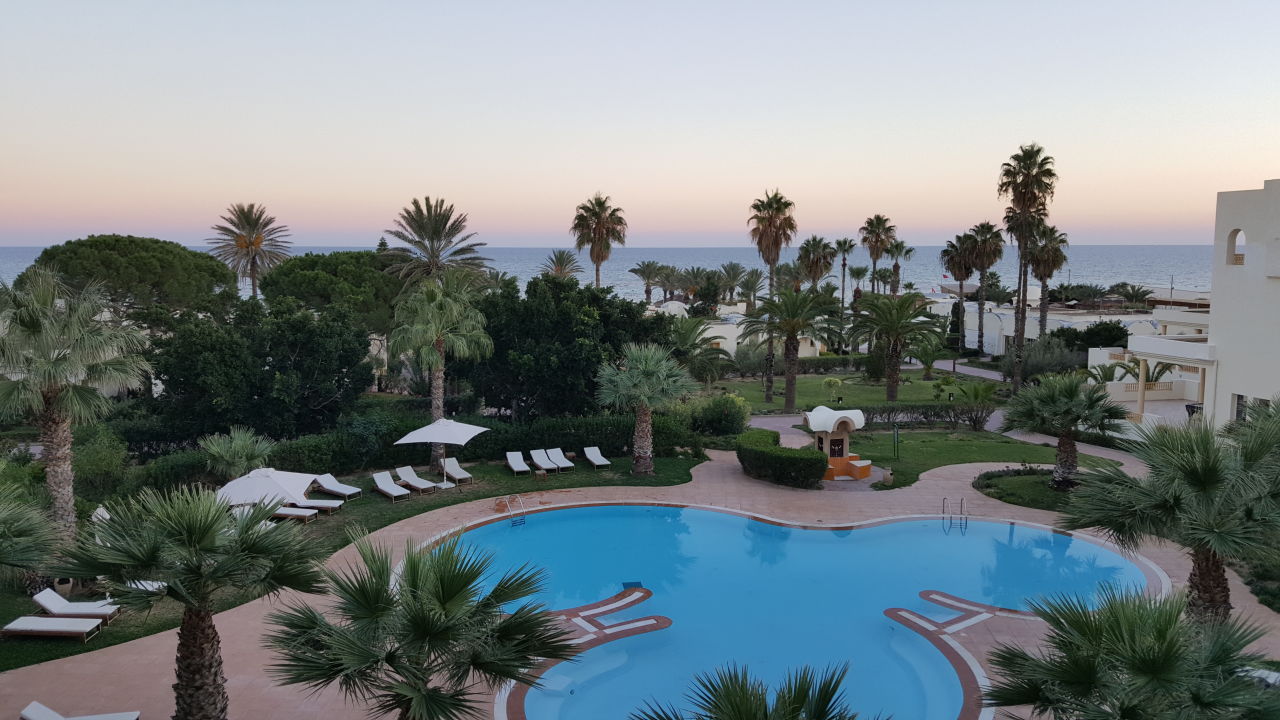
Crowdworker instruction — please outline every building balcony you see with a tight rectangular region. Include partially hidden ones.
[1153,307,1211,330]
[1128,334,1216,364]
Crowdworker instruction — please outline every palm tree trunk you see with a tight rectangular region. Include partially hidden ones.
[249,257,259,299]
[1187,548,1232,622]
[594,262,602,289]
[763,265,775,404]
[839,257,848,354]
[1010,251,1029,391]
[632,404,654,475]
[783,335,800,413]
[38,409,76,542]
[644,283,652,304]
[892,262,901,296]
[173,607,229,720]
[431,340,446,464]
[1051,433,1078,490]
[870,259,878,293]
[956,279,966,368]
[885,344,903,402]
[977,276,988,357]
[1039,278,1050,338]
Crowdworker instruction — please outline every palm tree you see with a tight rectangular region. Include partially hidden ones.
[540,248,584,279]
[0,500,56,571]
[1029,224,1069,337]
[718,262,746,303]
[847,266,869,307]
[571,193,627,288]
[669,317,732,387]
[858,215,895,294]
[883,239,915,296]
[848,293,942,401]
[267,537,576,720]
[630,260,666,304]
[631,664,860,720]
[60,487,325,720]
[748,190,797,404]
[207,202,291,298]
[998,144,1058,391]
[832,238,857,310]
[986,589,1276,717]
[1111,282,1154,305]
[390,271,493,461]
[0,267,149,540]
[774,262,805,293]
[383,197,490,284]
[738,268,765,312]
[596,344,697,475]
[657,264,681,303]
[998,374,1127,490]
[797,235,836,291]
[740,290,838,412]
[870,267,895,293]
[197,426,276,482]
[1060,403,1280,621]
[939,234,976,348]
[968,222,1004,356]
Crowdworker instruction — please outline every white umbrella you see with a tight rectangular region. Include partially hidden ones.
[394,418,489,446]
[217,467,316,507]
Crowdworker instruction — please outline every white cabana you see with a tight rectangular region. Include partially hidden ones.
[216,467,316,507]
[803,406,866,434]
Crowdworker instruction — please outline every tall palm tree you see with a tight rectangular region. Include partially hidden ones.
[968,221,1004,356]
[669,317,732,387]
[539,248,584,279]
[60,488,325,720]
[748,190,797,404]
[267,537,576,720]
[738,268,765,312]
[998,144,1058,391]
[571,193,627,288]
[657,264,681,302]
[739,290,838,412]
[986,589,1277,718]
[197,426,276,482]
[630,260,666,304]
[833,237,857,322]
[858,215,895,294]
[1029,224,1069,337]
[383,197,490,284]
[870,267,895,293]
[1060,403,1280,621]
[390,271,492,462]
[774,261,805,293]
[631,664,861,720]
[883,239,915,296]
[596,344,697,475]
[939,234,976,346]
[847,266,869,306]
[848,293,942,401]
[0,267,149,540]
[797,235,836,291]
[207,202,291,298]
[0,500,56,571]
[718,262,746,303]
[999,374,1127,490]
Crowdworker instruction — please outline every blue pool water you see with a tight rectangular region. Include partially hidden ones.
[458,505,1148,720]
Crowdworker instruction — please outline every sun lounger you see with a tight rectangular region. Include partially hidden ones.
[506,451,531,475]
[292,498,343,514]
[314,473,361,499]
[441,457,472,485]
[2,616,102,643]
[395,466,438,494]
[33,589,120,623]
[273,506,318,523]
[373,471,410,502]
[20,701,140,720]
[583,446,611,468]
[529,449,558,473]
[547,448,575,471]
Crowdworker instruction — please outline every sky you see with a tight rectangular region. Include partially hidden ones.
[2,1,1278,248]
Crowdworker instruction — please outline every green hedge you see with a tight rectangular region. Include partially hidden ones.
[797,355,867,374]
[862,403,996,431]
[120,450,213,495]
[734,428,827,489]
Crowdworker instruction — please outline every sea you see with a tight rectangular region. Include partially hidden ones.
[0,244,1213,302]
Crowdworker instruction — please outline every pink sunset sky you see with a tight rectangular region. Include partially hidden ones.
[1,1,1277,247]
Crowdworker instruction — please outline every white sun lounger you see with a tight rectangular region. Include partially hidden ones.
[2,616,102,643]
[547,448,575,471]
[506,451,531,475]
[32,589,120,623]
[529,449,559,473]
[373,471,410,502]
[583,446,611,468]
[441,457,472,485]
[314,473,361,499]
[20,701,139,720]
[395,466,438,494]
[273,506,318,523]
[292,497,343,514]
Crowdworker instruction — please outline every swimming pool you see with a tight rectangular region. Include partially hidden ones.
[457,504,1150,720]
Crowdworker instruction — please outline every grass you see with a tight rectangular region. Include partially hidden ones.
[0,455,699,672]
[715,369,1005,413]
[972,470,1069,511]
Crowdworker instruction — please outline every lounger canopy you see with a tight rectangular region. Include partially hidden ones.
[216,467,329,509]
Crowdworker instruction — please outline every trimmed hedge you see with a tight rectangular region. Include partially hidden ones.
[120,450,213,495]
[862,402,996,431]
[734,428,827,489]
[797,355,867,375]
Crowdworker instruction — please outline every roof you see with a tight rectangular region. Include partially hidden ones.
[803,406,866,433]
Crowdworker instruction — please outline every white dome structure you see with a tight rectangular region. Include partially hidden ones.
[803,406,866,433]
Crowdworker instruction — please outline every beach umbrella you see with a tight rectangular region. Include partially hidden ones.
[217,467,316,507]
[394,418,489,467]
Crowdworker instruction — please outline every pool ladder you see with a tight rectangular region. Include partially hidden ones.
[499,494,528,527]
[941,497,969,535]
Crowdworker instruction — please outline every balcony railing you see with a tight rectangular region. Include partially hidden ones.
[1230,253,1245,266]
[1123,381,1174,393]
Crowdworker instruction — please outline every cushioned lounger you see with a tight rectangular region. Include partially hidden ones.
[2,616,102,643]
[314,473,361,499]
[547,448,575,471]
[20,700,140,720]
[529,449,558,473]
[293,498,344,514]
[273,506,318,523]
[32,589,119,622]
[583,446,611,468]
[506,452,531,475]
[373,472,410,501]
[395,466,437,494]
[441,457,472,485]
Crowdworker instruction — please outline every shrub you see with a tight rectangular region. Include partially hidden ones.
[1001,336,1085,381]
[797,355,866,375]
[72,429,130,501]
[120,450,213,495]
[272,433,363,475]
[690,394,751,436]
[734,429,827,489]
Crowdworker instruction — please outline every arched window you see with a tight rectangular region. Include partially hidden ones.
[1226,229,1247,266]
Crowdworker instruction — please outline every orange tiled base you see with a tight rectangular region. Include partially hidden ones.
[823,455,871,481]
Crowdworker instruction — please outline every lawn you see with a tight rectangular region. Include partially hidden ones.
[0,456,699,672]
[715,369,1004,413]
[971,471,1068,511]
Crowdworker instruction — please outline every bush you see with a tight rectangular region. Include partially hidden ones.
[1049,320,1130,352]
[1001,336,1085,381]
[734,429,827,489]
[797,355,866,375]
[72,428,129,501]
[271,433,362,475]
[859,402,995,431]
[690,394,752,436]
[120,450,213,495]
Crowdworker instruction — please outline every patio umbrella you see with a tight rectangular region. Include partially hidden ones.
[217,467,316,507]
[394,418,490,466]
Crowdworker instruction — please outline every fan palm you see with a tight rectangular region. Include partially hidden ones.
[848,293,941,401]
[967,222,1004,356]
[748,189,797,404]
[540,248,584,279]
[631,260,666,304]
[797,235,836,291]
[0,267,149,540]
[206,202,291,298]
[999,374,1127,490]
[59,487,325,720]
[847,266,869,310]
[267,537,576,720]
[858,215,895,294]
[197,426,276,482]
[0,500,56,571]
[631,664,860,720]
[718,262,746,303]
[883,239,915,296]
[738,268,765,313]
[596,344,697,475]
[832,238,857,311]
[1059,403,1280,621]
[998,144,1058,390]
[740,290,838,412]
[1029,224,1069,337]
[775,262,805,293]
[571,193,627,288]
[870,267,895,293]
[383,197,490,284]
[670,317,732,387]
[939,234,976,345]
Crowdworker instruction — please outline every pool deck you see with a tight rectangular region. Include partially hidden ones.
[2,435,1279,719]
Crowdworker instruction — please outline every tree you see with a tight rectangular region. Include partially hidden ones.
[883,239,915,296]
[630,260,666,304]
[939,234,976,348]
[60,487,325,720]
[870,267,894,293]
[0,266,149,539]
[259,251,405,338]
[197,426,275,482]
[748,190,797,404]
[383,197,489,284]
[967,222,1004,356]
[998,144,1058,391]
[1060,404,1280,621]
[1029,224,1069,337]
[596,343,697,474]
[740,290,838,412]
[847,266,869,309]
[571,192,627,288]
[986,589,1280,718]
[267,537,576,720]
[999,374,1126,490]
[631,664,861,720]
[669,317,732,387]
[718,262,746,303]
[1047,320,1130,352]
[797,235,836,291]
[908,334,949,381]
[738,269,765,312]
[207,202,291,298]
[0,500,56,571]
[858,215,895,294]
[539,248,584,279]
[832,237,857,313]
[848,293,941,401]
[1110,282,1154,305]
